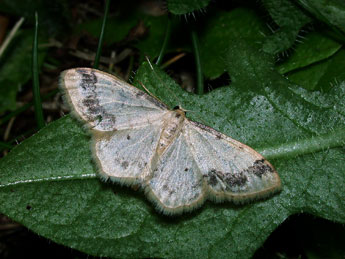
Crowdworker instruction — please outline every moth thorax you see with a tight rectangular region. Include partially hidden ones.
[157,109,186,154]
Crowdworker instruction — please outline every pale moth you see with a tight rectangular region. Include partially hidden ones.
[60,68,281,215]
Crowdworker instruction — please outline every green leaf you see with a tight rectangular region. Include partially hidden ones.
[198,8,269,79]
[262,0,312,54]
[167,0,211,15]
[1,39,344,258]
[0,30,46,112]
[296,0,345,35]
[286,49,345,90]
[276,31,342,74]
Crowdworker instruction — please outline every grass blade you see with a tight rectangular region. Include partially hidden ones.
[32,12,45,129]
[94,0,111,69]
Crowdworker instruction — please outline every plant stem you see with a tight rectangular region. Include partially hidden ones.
[94,0,111,69]
[191,29,203,94]
[32,12,45,130]
[156,16,172,66]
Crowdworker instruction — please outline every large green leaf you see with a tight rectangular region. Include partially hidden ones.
[0,38,344,257]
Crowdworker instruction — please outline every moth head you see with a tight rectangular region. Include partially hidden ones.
[173,106,187,117]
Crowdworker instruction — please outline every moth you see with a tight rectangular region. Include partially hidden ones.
[60,68,281,215]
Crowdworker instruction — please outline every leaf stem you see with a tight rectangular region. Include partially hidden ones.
[94,0,111,69]
[32,12,45,130]
[191,28,203,94]
[259,127,345,159]
[156,16,172,66]
[0,17,24,58]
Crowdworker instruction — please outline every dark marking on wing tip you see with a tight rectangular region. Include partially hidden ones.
[224,172,247,187]
[248,159,274,178]
[121,161,129,169]
[96,115,103,123]
[126,135,131,140]
[205,169,248,188]
[204,172,218,187]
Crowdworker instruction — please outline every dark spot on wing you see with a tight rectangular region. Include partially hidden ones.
[121,161,129,169]
[205,169,247,188]
[77,69,97,91]
[82,97,97,107]
[247,159,274,178]
[224,172,247,187]
[204,170,219,187]
[77,69,117,129]
[87,104,102,115]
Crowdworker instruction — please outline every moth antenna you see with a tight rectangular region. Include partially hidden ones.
[145,56,180,108]
[137,80,165,105]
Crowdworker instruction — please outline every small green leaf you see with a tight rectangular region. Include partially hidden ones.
[198,8,269,79]
[167,0,211,15]
[262,0,312,54]
[276,31,342,74]
[286,49,345,90]
[263,0,311,28]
